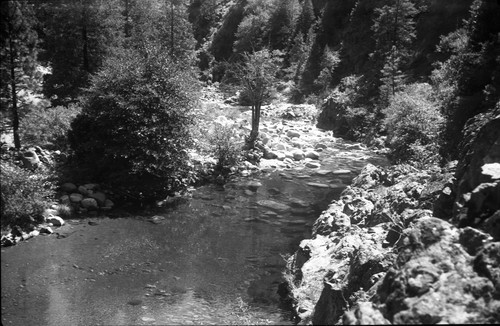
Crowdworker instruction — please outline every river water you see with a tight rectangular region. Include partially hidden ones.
[1,143,387,325]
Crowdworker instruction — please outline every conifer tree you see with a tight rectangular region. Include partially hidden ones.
[0,0,39,149]
[371,0,418,104]
[36,0,123,104]
[294,0,314,40]
[266,0,299,51]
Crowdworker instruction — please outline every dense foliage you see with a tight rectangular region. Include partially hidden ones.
[383,83,443,165]
[69,46,199,202]
[0,161,55,227]
[20,103,81,150]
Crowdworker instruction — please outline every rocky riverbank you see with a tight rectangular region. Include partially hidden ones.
[285,115,500,324]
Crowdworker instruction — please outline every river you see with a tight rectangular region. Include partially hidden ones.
[1,135,387,325]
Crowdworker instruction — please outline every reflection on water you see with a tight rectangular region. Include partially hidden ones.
[1,150,387,325]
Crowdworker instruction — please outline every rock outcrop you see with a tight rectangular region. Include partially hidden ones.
[286,156,500,324]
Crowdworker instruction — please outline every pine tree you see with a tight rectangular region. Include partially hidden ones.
[371,0,418,103]
[294,0,314,41]
[36,0,123,104]
[266,0,299,51]
[125,0,196,63]
[157,0,196,62]
[314,46,340,93]
[0,0,39,149]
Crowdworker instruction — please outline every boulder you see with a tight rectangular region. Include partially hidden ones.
[1,235,15,247]
[287,130,301,138]
[343,302,390,325]
[78,185,90,196]
[315,143,328,150]
[257,200,290,212]
[21,149,40,170]
[263,150,278,159]
[276,143,288,151]
[42,208,58,219]
[61,182,77,193]
[307,182,330,188]
[459,226,492,255]
[474,242,500,294]
[81,198,99,210]
[247,181,262,192]
[352,164,383,190]
[39,226,53,234]
[69,193,84,203]
[276,152,286,161]
[332,169,352,175]
[292,150,305,161]
[90,191,107,206]
[343,198,375,225]
[483,210,500,240]
[104,199,114,209]
[83,183,99,191]
[305,150,320,160]
[29,230,40,237]
[289,198,309,208]
[46,215,65,227]
[313,202,351,235]
[306,161,321,169]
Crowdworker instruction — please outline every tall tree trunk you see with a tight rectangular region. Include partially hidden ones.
[124,0,131,38]
[170,0,174,57]
[81,1,89,72]
[248,102,261,148]
[8,19,21,149]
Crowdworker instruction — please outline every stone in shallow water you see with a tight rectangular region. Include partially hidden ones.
[246,181,262,191]
[305,150,320,160]
[306,161,321,169]
[289,198,309,208]
[307,182,330,188]
[332,169,352,175]
[257,200,290,212]
[127,299,142,306]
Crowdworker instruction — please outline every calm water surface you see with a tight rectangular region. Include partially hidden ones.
[1,151,387,325]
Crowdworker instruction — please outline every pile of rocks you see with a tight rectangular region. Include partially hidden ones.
[57,182,114,214]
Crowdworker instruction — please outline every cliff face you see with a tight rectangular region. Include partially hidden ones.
[286,112,500,324]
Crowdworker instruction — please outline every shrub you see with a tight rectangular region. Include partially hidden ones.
[54,203,72,219]
[383,83,444,165]
[207,122,243,174]
[0,161,55,227]
[69,46,199,202]
[20,103,81,150]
